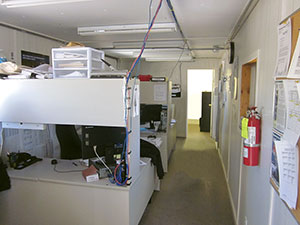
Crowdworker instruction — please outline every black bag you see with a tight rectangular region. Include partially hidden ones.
[0,157,11,192]
[140,139,164,179]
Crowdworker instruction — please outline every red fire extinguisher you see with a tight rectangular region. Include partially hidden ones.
[243,107,261,166]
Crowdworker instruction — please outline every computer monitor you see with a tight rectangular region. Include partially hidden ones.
[81,126,126,163]
[140,104,162,125]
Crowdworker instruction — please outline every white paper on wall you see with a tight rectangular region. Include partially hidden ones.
[275,140,299,209]
[283,80,300,146]
[3,129,21,154]
[271,131,282,187]
[288,30,300,78]
[3,125,60,158]
[273,81,286,132]
[154,84,167,102]
[275,18,292,77]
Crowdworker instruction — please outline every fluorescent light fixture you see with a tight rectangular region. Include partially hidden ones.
[113,40,185,48]
[104,48,192,60]
[145,56,193,62]
[104,49,135,57]
[78,23,177,36]
[1,0,92,8]
[132,49,190,58]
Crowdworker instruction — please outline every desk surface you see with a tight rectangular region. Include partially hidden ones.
[2,158,155,225]
[140,128,166,134]
[7,158,150,191]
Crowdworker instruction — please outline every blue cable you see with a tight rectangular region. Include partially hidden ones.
[135,60,142,78]
[117,0,163,186]
[126,0,162,82]
[115,88,130,185]
[117,65,139,185]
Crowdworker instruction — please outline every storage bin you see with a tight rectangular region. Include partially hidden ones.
[52,47,105,78]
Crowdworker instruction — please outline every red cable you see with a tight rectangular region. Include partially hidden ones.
[123,0,163,185]
[126,0,163,78]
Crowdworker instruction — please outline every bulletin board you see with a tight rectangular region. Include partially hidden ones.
[270,8,300,223]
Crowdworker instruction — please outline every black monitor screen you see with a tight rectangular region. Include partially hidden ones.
[140,104,162,124]
[21,50,49,68]
[81,126,126,160]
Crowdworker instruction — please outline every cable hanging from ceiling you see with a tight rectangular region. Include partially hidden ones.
[125,0,163,80]
[114,0,164,186]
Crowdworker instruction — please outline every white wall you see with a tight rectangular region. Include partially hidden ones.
[217,1,300,225]
[119,58,220,137]
[0,25,63,65]
[0,24,117,67]
[187,69,213,120]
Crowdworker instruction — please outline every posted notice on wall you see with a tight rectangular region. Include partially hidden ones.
[273,81,286,133]
[154,84,167,102]
[275,18,291,77]
[271,131,282,187]
[283,80,300,146]
[275,140,299,209]
[172,84,181,98]
[2,125,59,158]
[288,30,300,78]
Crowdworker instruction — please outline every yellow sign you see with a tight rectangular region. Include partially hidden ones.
[241,118,249,139]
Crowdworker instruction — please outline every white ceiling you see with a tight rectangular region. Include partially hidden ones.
[0,0,249,60]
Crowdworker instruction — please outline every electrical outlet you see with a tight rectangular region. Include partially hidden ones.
[245,216,248,225]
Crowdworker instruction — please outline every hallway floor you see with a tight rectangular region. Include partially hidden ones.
[139,124,235,225]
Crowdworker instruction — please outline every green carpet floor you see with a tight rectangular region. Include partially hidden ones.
[139,124,235,225]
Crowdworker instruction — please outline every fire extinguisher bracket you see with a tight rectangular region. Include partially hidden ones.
[243,143,260,148]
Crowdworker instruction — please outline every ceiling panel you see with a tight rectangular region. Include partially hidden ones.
[0,0,249,60]
[171,0,248,38]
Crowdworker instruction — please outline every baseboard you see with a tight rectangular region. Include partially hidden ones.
[217,147,238,225]
[214,141,219,150]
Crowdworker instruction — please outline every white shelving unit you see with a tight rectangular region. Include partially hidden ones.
[52,47,105,78]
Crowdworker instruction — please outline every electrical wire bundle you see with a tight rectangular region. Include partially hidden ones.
[113,0,163,186]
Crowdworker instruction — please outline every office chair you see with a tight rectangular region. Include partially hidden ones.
[55,125,82,159]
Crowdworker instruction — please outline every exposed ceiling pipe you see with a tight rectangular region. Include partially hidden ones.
[102,47,225,51]
[191,47,225,51]
[227,0,260,42]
